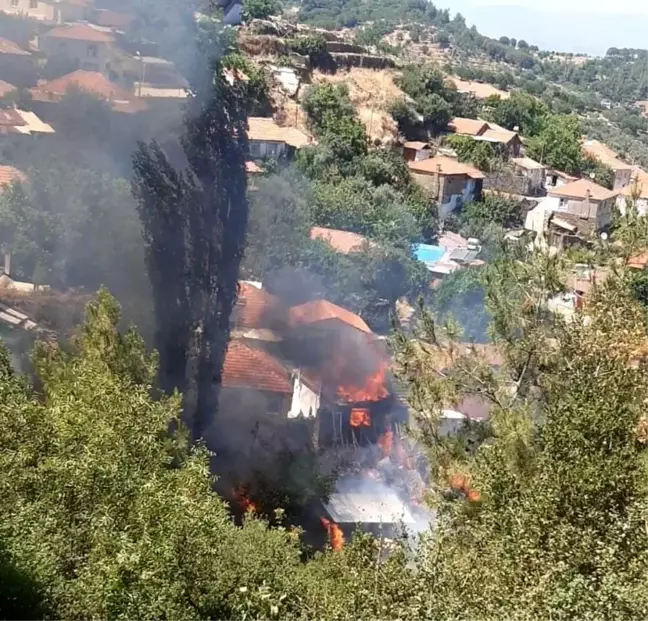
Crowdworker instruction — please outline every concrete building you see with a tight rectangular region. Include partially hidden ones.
[511,156,546,195]
[525,178,618,250]
[40,23,114,74]
[616,167,648,216]
[582,139,633,190]
[408,155,485,218]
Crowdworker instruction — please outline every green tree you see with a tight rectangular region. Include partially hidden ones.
[526,114,584,175]
[132,19,249,438]
[445,134,496,171]
[487,91,549,136]
[461,194,524,230]
[302,83,368,159]
[395,251,648,619]
[243,0,279,20]
[581,154,615,189]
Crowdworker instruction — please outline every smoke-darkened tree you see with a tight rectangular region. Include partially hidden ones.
[132,8,248,439]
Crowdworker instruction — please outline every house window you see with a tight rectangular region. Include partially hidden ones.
[266,142,280,158]
[87,44,98,58]
[10,0,19,7]
[29,0,37,8]
[249,141,262,158]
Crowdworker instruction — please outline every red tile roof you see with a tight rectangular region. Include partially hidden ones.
[448,117,489,136]
[0,37,29,56]
[0,166,27,187]
[0,80,15,97]
[628,250,648,269]
[222,340,292,393]
[548,178,618,202]
[32,70,131,100]
[45,23,115,44]
[310,226,372,254]
[289,299,371,334]
[408,155,485,179]
[234,282,285,329]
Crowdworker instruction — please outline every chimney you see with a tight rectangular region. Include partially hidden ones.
[4,252,10,276]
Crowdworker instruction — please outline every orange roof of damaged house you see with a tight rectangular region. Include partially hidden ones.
[290,299,371,334]
[234,282,285,330]
[44,23,115,44]
[248,117,312,148]
[245,160,262,174]
[447,117,489,136]
[0,165,26,187]
[0,37,29,56]
[32,70,130,100]
[548,178,618,202]
[31,70,147,112]
[310,226,372,254]
[221,340,292,393]
[408,155,485,179]
[582,139,632,171]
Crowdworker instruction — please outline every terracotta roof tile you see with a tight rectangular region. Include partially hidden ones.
[289,299,371,334]
[0,37,29,55]
[448,117,489,136]
[222,340,292,393]
[310,226,372,254]
[548,178,618,202]
[234,282,285,330]
[0,80,15,97]
[248,117,312,148]
[628,251,648,269]
[0,166,27,187]
[582,139,632,171]
[620,168,648,199]
[32,70,130,100]
[31,70,146,113]
[45,23,115,44]
[408,155,485,179]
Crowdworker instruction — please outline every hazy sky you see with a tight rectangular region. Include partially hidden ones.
[447,0,648,54]
[465,0,647,12]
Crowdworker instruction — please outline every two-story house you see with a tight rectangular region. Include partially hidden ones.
[40,23,114,74]
[408,155,485,218]
[525,178,619,250]
[0,0,56,21]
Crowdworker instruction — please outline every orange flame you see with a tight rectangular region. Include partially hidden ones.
[336,358,389,403]
[349,408,371,427]
[233,486,257,513]
[320,517,345,551]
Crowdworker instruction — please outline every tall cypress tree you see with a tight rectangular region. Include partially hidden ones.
[132,8,248,438]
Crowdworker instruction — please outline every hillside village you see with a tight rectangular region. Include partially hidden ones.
[0,0,647,617]
[0,0,644,451]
